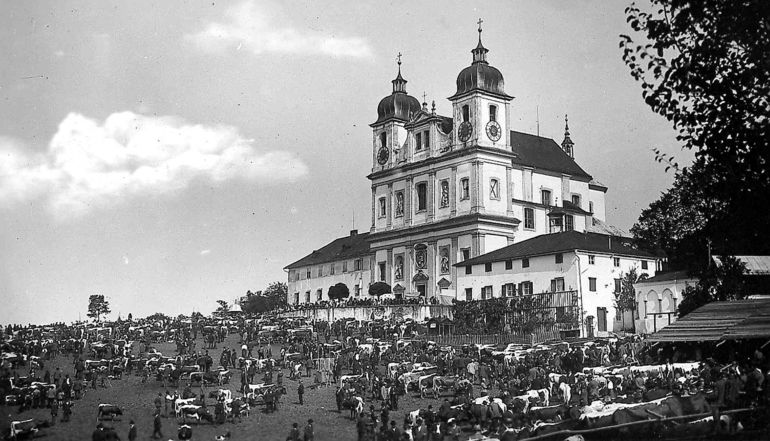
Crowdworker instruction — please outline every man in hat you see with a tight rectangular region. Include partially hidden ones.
[152,411,163,439]
[92,423,105,441]
[127,420,137,441]
[297,380,304,405]
[287,422,300,441]
[303,419,314,441]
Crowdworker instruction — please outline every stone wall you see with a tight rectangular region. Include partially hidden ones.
[278,305,453,322]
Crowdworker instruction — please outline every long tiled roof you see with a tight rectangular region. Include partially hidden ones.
[285,232,370,269]
[636,270,696,284]
[455,230,656,267]
[510,131,593,181]
[648,299,770,342]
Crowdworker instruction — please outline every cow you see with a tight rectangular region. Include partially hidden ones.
[432,376,459,397]
[97,404,123,421]
[175,398,197,417]
[217,370,232,385]
[342,396,364,420]
[418,374,436,398]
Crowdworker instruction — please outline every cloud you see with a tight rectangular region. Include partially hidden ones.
[122,256,130,265]
[0,112,308,218]
[200,249,211,256]
[187,1,373,59]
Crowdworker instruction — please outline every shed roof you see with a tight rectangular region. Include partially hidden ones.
[647,299,770,342]
[285,232,370,269]
[712,255,770,275]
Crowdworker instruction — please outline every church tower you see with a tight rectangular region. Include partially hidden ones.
[448,20,513,150]
[370,54,421,172]
[561,114,575,159]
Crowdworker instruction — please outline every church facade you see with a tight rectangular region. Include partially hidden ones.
[285,28,657,336]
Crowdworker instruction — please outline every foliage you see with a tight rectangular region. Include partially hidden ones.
[614,267,650,311]
[453,296,580,334]
[86,295,111,322]
[146,312,171,323]
[368,282,391,297]
[677,255,748,316]
[241,281,288,314]
[623,0,770,263]
[214,300,230,315]
[127,313,132,322]
[328,282,350,300]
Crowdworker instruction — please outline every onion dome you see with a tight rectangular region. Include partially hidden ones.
[373,54,421,126]
[449,22,511,100]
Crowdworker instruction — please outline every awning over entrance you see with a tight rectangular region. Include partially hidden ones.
[647,299,770,342]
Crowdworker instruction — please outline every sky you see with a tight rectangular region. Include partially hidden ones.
[0,0,687,325]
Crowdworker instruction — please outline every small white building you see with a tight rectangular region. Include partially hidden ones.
[455,230,659,338]
[633,270,696,335]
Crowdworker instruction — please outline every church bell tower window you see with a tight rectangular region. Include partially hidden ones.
[462,105,470,122]
[380,132,387,148]
[489,105,497,122]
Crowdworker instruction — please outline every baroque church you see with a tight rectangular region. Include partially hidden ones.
[285,26,657,337]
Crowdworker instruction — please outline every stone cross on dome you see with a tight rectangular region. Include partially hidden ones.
[392,51,407,93]
[472,18,489,64]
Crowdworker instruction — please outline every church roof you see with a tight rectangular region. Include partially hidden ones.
[455,230,656,267]
[285,232,370,269]
[510,131,593,181]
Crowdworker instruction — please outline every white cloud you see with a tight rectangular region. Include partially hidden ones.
[0,111,308,218]
[187,1,373,59]
[200,249,211,256]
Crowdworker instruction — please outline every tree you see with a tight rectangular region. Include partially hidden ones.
[241,281,288,314]
[87,295,111,322]
[127,313,132,322]
[368,282,391,297]
[678,255,748,316]
[214,300,230,316]
[622,0,770,260]
[614,268,649,331]
[328,283,350,300]
[146,312,171,324]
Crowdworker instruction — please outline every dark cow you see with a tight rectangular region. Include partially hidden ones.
[97,404,123,420]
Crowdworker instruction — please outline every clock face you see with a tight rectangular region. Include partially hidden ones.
[486,121,501,142]
[458,121,473,142]
[377,146,389,165]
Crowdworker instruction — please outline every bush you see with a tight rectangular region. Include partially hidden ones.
[368,282,391,297]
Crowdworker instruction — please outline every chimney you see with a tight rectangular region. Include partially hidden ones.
[350,230,358,236]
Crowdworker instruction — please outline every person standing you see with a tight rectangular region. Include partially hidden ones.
[287,422,301,441]
[127,420,137,441]
[152,412,163,439]
[297,380,305,405]
[303,419,314,441]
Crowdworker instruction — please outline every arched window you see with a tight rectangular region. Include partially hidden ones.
[416,182,427,211]
[462,105,470,122]
[380,132,387,148]
[646,290,659,313]
[489,105,497,122]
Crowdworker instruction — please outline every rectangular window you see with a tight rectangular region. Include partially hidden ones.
[354,284,360,297]
[589,201,594,213]
[354,259,362,271]
[462,105,470,122]
[541,189,552,206]
[489,105,497,122]
[415,132,422,151]
[424,130,430,149]
[416,182,427,211]
[460,178,470,200]
[520,281,533,295]
[522,258,530,268]
[490,178,500,200]
[614,278,622,293]
[343,261,348,273]
[505,260,513,270]
[465,288,473,301]
[462,248,470,262]
[613,257,620,267]
[524,207,535,229]
[379,262,386,282]
[305,291,311,303]
[465,265,472,275]
[378,197,386,218]
[330,263,335,275]
[316,289,322,302]
[571,194,581,207]
[589,277,597,292]
[641,260,648,270]
[395,191,404,217]
[555,253,563,264]
[503,283,515,297]
[588,255,595,265]
[565,215,574,231]
[482,286,493,300]
[485,262,492,272]
[550,277,565,292]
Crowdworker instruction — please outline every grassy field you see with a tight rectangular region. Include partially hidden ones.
[1,334,448,441]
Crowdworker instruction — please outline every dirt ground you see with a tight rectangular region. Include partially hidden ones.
[1,334,452,441]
